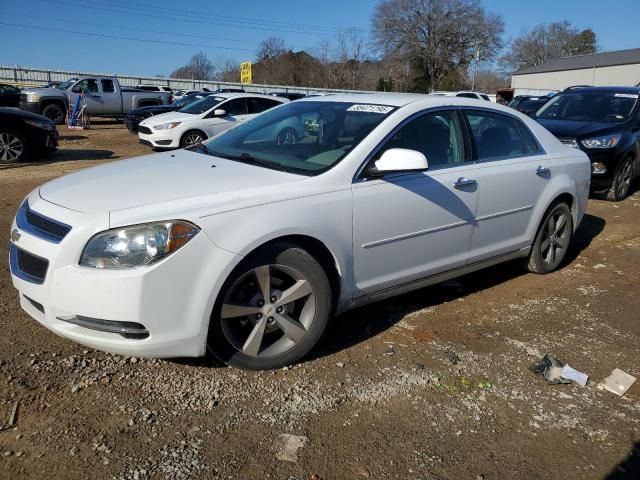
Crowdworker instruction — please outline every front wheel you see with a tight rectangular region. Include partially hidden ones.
[207,243,332,370]
[41,103,66,124]
[524,202,573,274]
[606,157,634,201]
[0,130,27,163]
[180,130,205,149]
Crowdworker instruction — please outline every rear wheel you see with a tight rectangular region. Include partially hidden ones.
[606,157,634,201]
[180,130,205,149]
[207,243,331,370]
[0,130,27,163]
[41,103,65,124]
[524,202,573,274]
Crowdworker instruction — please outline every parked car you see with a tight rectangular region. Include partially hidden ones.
[138,93,287,149]
[0,83,20,107]
[123,92,217,134]
[534,86,640,201]
[0,107,58,163]
[136,84,173,93]
[172,90,200,101]
[269,92,306,101]
[509,96,549,116]
[9,94,590,369]
[437,91,491,101]
[19,77,172,124]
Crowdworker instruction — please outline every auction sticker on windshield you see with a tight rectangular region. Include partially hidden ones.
[346,104,394,114]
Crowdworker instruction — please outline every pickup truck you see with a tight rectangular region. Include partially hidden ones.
[19,76,172,124]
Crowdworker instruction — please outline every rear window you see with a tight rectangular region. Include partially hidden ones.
[465,110,526,160]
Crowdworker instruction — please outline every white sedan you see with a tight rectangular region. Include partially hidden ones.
[9,94,590,369]
[138,93,289,149]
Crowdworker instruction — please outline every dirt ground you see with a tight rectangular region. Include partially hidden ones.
[1,121,639,480]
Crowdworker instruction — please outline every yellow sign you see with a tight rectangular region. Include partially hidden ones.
[240,62,252,84]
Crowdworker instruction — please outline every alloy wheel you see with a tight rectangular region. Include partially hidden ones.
[220,264,316,358]
[0,132,24,163]
[183,133,203,148]
[540,209,570,269]
[615,159,633,200]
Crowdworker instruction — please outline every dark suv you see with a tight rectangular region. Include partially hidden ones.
[534,87,640,201]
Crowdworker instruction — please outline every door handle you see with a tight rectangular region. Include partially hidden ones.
[536,166,551,176]
[453,177,477,188]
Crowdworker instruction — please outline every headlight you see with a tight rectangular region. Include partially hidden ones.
[80,221,199,269]
[26,93,38,102]
[581,134,621,149]
[25,119,55,130]
[153,122,181,130]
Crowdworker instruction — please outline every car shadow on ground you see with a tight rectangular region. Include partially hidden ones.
[0,150,117,170]
[85,118,126,130]
[58,135,88,141]
[603,441,640,479]
[309,213,606,361]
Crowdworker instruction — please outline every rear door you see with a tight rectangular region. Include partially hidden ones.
[463,109,553,261]
[352,109,479,295]
[99,79,121,114]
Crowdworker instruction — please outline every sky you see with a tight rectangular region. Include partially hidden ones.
[0,0,639,77]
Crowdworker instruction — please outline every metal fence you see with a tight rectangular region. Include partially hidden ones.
[0,65,373,95]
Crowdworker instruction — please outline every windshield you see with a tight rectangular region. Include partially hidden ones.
[57,78,78,90]
[536,91,639,123]
[172,94,208,109]
[201,101,396,176]
[179,95,225,114]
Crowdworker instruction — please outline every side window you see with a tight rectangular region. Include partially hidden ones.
[222,98,247,116]
[376,110,465,169]
[101,79,115,93]
[518,122,544,155]
[465,110,525,160]
[76,79,99,93]
[247,97,281,114]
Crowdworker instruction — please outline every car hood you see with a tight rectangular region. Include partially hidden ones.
[39,149,304,216]
[20,87,66,97]
[140,111,202,126]
[536,118,621,138]
[0,106,52,122]
[128,105,178,116]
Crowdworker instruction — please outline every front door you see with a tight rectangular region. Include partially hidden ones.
[352,109,478,295]
[73,78,103,114]
[206,98,249,137]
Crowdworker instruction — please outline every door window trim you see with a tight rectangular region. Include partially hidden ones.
[354,106,476,182]
[462,107,547,163]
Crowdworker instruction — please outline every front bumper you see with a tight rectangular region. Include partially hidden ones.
[18,100,41,114]
[138,129,180,149]
[584,149,619,193]
[9,193,239,358]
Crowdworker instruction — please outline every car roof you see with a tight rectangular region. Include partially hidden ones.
[559,86,640,94]
[216,92,289,101]
[297,92,501,108]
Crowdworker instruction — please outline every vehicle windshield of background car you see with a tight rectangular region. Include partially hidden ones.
[172,94,209,109]
[202,101,396,176]
[56,78,78,90]
[178,96,225,114]
[536,91,639,123]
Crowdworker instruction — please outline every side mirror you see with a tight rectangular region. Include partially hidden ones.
[368,148,429,177]
[71,86,82,93]
[213,109,227,117]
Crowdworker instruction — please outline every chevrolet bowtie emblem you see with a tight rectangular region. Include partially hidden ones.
[11,229,21,242]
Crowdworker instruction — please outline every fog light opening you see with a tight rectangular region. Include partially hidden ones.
[591,162,607,174]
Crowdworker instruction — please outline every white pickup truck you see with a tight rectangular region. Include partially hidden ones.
[19,76,172,124]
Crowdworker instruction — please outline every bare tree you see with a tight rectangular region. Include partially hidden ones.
[170,52,216,80]
[371,0,504,92]
[330,29,367,89]
[499,22,597,73]
[256,37,287,62]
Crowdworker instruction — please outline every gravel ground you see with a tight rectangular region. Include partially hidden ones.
[1,121,639,480]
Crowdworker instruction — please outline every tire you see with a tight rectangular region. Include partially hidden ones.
[524,202,573,274]
[276,127,298,145]
[605,157,634,201]
[180,130,205,149]
[0,130,28,163]
[41,103,66,124]
[207,242,332,370]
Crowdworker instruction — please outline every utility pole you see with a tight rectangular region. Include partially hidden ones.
[471,44,480,91]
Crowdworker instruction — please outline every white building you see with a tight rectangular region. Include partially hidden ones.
[511,48,640,93]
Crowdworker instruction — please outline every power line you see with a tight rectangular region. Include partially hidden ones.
[1,11,292,48]
[0,22,254,51]
[104,0,356,33]
[34,0,349,37]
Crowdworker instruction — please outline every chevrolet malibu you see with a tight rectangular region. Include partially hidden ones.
[9,94,590,370]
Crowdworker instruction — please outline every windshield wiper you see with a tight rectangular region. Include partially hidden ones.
[210,152,305,175]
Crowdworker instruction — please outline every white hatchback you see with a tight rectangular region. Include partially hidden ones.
[138,93,288,149]
[10,94,590,369]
